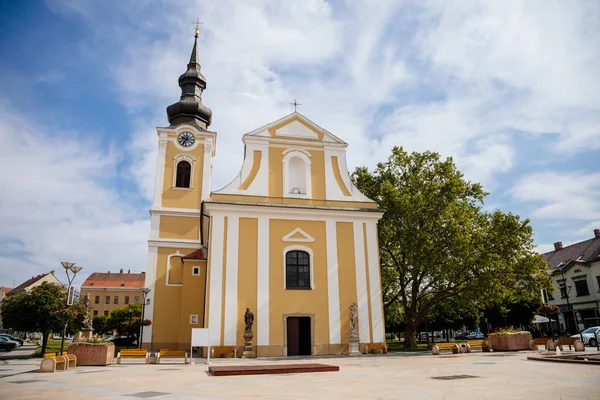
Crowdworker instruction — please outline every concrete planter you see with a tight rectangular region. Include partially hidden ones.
[68,344,115,366]
[489,333,532,351]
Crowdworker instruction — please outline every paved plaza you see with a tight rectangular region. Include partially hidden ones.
[1,350,599,400]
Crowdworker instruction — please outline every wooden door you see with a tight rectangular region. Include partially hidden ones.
[287,317,300,356]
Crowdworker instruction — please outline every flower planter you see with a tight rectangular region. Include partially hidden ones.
[68,343,115,366]
[488,333,532,351]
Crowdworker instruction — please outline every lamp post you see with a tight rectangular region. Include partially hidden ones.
[59,261,82,355]
[560,270,584,343]
[139,288,150,349]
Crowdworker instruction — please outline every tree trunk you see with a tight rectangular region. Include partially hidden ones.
[403,319,419,349]
[40,331,49,356]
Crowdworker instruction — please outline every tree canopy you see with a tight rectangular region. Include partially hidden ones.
[1,282,87,355]
[353,147,550,348]
[106,303,144,343]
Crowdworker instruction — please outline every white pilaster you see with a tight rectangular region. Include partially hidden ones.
[142,246,158,344]
[223,216,239,345]
[326,220,341,345]
[366,221,384,343]
[153,133,168,208]
[207,214,225,346]
[353,222,371,343]
[202,137,213,200]
[257,216,270,346]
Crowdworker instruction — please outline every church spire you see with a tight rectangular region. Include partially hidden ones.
[166,23,212,128]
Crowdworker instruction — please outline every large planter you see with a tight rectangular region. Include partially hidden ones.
[488,333,532,351]
[68,343,115,366]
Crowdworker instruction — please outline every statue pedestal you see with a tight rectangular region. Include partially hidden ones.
[348,330,361,355]
[242,332,256,358]
[75,328,94,341]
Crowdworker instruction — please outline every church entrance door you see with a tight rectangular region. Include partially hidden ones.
[286,316,311,356]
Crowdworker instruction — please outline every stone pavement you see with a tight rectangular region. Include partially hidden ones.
[0,344,37,361]
[1,350,599,400]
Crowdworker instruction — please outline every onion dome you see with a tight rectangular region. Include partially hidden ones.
[166,30,212,128]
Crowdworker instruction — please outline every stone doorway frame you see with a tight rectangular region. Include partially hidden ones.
[283,313,315,356]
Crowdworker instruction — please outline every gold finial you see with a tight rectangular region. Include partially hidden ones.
[194,18,202,38]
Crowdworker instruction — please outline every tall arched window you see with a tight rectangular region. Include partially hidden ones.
[286,250,310,289]
[175,161,191,188]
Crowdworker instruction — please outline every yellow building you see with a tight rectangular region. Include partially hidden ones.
[80,270,146,317]
[143,32,385,356]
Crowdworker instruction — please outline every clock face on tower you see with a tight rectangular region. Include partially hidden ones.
[178,132,195,147]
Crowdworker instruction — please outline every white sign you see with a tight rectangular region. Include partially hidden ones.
[67,286,76,306]
[191,328,210,347]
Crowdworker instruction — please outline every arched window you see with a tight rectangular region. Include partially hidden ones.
[282,150,311,198]
[175,161,191,188]
[288,156,307,194]
[286,250,310,289]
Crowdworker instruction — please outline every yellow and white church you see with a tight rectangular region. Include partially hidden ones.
[142,32,385,356]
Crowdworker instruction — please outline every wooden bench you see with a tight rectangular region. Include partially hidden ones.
[431,343,461,355]
[62,352,77,368]
[40,354,68,373]
[465,340,490,353]
[555,337,584,351]
[363,343,387,354]
[157,349,188,364]
[529,338,552,350]
[117,349,149,364]
[211,346,237,358]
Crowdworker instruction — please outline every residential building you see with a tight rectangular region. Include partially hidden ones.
[80,269,146,317]
[7,271,61,295]
[0,286,14,329]
[542,229,600,332]
[142,31,385,356]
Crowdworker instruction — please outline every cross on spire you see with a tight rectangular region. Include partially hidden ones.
[290,99,302,112]
[194,18,203,38]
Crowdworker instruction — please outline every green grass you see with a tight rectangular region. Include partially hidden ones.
[386,341,429,352]
[33,339,63,357]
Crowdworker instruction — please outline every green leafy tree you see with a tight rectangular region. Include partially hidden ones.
[1,282,86,355]
[106,303,142,343]
[92,315,110,336]
[353,147,550,348]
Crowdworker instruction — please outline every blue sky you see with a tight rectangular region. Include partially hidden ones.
[0,0,599,287]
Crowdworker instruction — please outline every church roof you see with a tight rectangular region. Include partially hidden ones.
[182,247,208,260]
[82,271,145,288]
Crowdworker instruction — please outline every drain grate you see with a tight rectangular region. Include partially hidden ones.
[473,361,496,364]
[76,370,108,374]
[159,368,181,371]
[10,380,40,384]
[126,392,171,398]
[432,375,479,380]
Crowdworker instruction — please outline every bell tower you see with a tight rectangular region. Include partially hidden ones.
[142,28,216,348]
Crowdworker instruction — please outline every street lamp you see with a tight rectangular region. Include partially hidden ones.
[560,270,584,343]
[59,261,82,354]
[139,287,151,349]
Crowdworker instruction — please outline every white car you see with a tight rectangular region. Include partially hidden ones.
[571,326,600,346]
[467,332,486,340]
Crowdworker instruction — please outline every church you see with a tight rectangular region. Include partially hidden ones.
[142,31,385,357]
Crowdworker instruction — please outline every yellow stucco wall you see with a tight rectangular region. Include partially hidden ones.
[162,141,205,209]
[309,150,326,201]
[268,219,329,355]
[236,218,258,346]
[178,260,207,347]
[268,147,284,198]
[152,247,183,347]
[158,215,199,241]
[85,288,144,316]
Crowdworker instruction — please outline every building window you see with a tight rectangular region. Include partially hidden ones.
[596,276,600,291]
[105,296,110,304]
[175,161,191,188]
[124,296,129,305]
[114,296,119,304]
[560,286,568,299]
[135,296,140,304]
[94,296,100,304]
[93,310,98,316]
[192,266,200,276]
[285,250,311,289]
[574,279,590,296]
[104,310,109,316]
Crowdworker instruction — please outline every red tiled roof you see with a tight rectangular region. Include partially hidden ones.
[9,271,56,294]
[182,248,208,260]
[1,287,14,299]
[82,271,145,288]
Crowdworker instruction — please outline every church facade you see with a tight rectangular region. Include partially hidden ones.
[142,32,385,356]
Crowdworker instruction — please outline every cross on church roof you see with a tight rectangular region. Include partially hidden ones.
[290,99,302,112]
[194,18,203,38]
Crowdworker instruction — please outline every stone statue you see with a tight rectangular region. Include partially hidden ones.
[83,292,90,307]
[244,308,254,333]
[83,292,93,329]
[349,303,358,333]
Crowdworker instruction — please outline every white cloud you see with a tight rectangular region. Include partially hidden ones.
[0,101,149,285]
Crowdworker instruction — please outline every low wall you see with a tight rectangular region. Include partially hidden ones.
[489,333,532,351]
[68,344,115,366]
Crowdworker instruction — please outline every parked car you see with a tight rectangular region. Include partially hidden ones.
[570,326,600,346]
[454,332,469,340]
[107,336,137,346]
[0,334,23,346]
[467,332,486,340]
[0,337,18,352]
